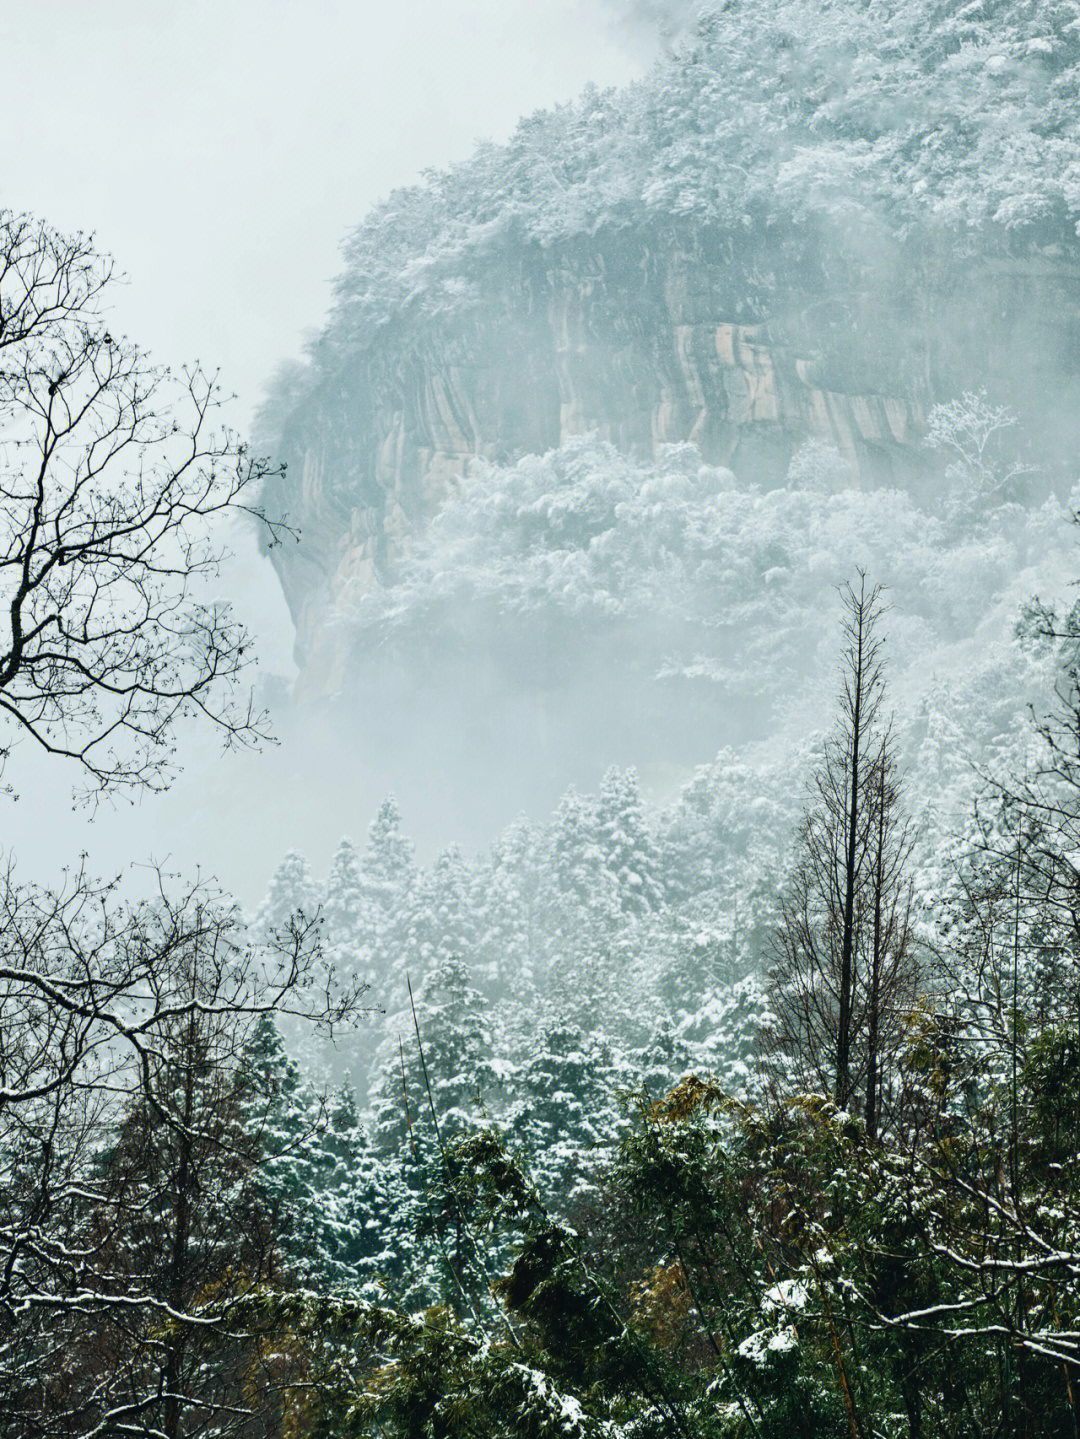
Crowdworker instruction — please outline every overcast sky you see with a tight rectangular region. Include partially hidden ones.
[5,1,645,424]
[1,1,652,902]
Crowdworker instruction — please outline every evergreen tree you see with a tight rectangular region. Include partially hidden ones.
[634,1014,695,1100]
[508,1019,627,1209]
[546,786,610,915]
[407,955,492,1140]
[541,786,618,1006]
[239,1016,367,1287]
[596,766,665,916]
[253,849,321,939]
[361,796,416,914]
[394,846,479,1002]
[323,835,366,942]
[322,835,380,1017]
[676,972,774,1097]
[474,817,541,995]
[365,957,500,1308]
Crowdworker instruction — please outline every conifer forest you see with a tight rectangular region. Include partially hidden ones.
[7,2,1080,1433]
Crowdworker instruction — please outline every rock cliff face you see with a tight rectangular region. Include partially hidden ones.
[265,221,1080,695]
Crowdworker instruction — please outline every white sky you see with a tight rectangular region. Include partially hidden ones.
[1,1,650,902]
[5,0,644,424]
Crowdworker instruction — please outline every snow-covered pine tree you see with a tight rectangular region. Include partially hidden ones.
[320,834,381,1024]
[239,1015,367,1288]
[634,1014,695,1100]
[361,796,416,915]
[251,850,321,940]
[507,1018,628,1210]
[676,972,774,1100]
[364,956,501,1307]
[392,845,479,1003]
[323,836,366,942]
[546,785,610,915]
[539,786,618,1007]
[596,766,665,917]
[474,816,541,996]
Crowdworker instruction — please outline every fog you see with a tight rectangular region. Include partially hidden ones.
[8,4,1080,1429]
[4,1,1077,912]
[1,1,651,902]
[4,0,1077,916]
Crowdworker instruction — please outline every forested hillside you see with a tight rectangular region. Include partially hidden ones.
[232,3,1080,1428]
[259,0,1080,705]
[222,541,1080,1434]
[9,1,1080,1434]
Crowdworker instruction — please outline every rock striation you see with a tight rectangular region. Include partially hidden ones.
[263,220,1080,695]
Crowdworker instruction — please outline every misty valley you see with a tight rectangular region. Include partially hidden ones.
[6,1,1080,1434]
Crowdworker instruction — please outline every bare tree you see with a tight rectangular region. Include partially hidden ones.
[0,210,367,1435]
[0,210,290,800]
[862,739,917,1137]
[766,575,918,1126]
[0,865,360,1436]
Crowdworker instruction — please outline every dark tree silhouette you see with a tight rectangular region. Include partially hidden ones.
[0,212,365,1437]
[767,575,917,1123]
[0,867,360,1437]
[0,210,290,800]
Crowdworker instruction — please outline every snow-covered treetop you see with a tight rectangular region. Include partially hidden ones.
[282,0,1080,377]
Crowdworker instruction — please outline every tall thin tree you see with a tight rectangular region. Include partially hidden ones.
[768,575,916,1122]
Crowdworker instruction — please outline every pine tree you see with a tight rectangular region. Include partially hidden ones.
[635,1015,695,1100]
[365,957,499,1308]
[540,786,618,1004]
[239,1016,371,1287]
[547,786,610,914]
[252,849,321,939]
[508,1019,626,1210]
[475,817,541,995]
[352,798,417,1017]
[323,835,366,942]
[322,835,380,1031]
[361,796,416,914]
[596,766,665,916]
[676,972,774,1098]
[410,955,492,1138]
[315,1085,397,1291]
[394,846,479,1002]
